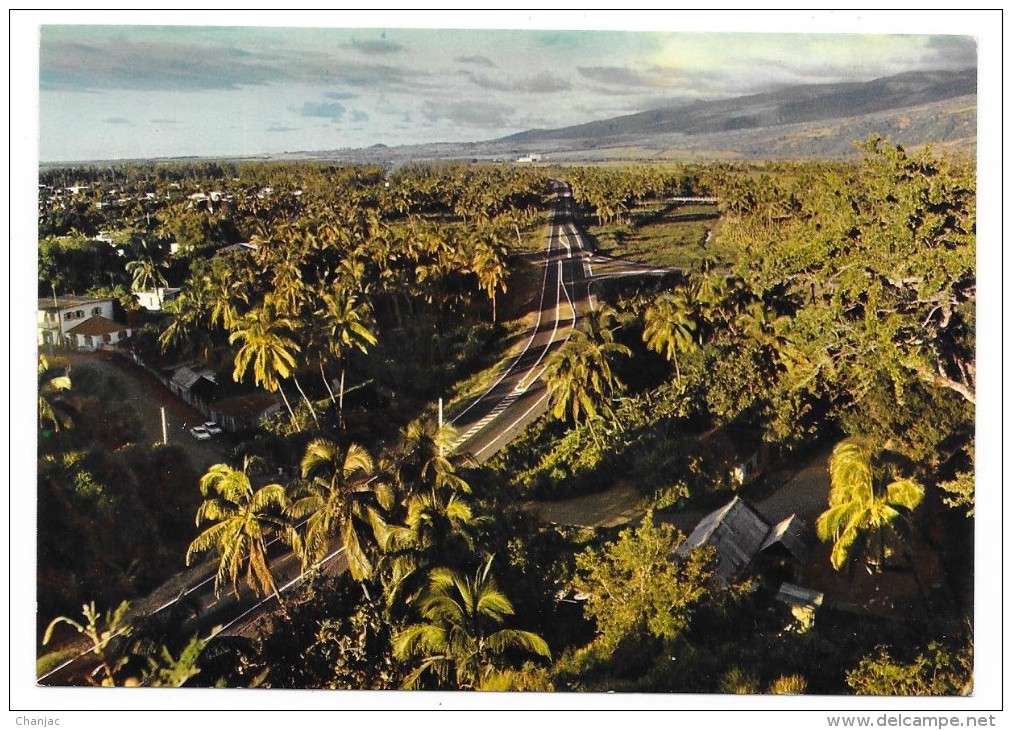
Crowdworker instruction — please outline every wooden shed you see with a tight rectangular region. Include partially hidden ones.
[678,496,811,583]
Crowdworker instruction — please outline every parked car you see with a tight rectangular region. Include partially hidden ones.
[189,426,212,441]
[203,421,224,436]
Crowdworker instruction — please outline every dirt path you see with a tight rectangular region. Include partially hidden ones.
[527,448,832,532]
[65,350,228,473]
[755,449,832,525]
[527,481,644,528]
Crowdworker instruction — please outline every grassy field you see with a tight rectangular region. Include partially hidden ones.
[588,202,733,272]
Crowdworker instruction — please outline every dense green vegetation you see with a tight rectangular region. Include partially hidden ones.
[38,143,974,694]
[37,357,203,629]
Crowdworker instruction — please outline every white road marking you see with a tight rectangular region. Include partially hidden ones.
[472,389,551,461]
[452,219,570,450]
[218,546,347,636]
[449,215,558,426]
[454,266,564,449]
[469,240,581,460]
[37,509,326,682]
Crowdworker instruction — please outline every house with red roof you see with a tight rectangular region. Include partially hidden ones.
[65,314,133,352]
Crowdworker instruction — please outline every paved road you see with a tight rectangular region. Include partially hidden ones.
[446,183,588,462]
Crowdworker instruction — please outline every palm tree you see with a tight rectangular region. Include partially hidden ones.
[392,557,551,689]
[376,488,486,612]
[688,270,735,340]
[642,290,697,381]
[737,302,808,376]
[159,286,203,356]
[318,284,378,425]
[394,419,472,496]
[289,439,394,581]
[38,354,73,433]
[125,239,169,308]
[208,265,248,332]
[582,302,623,344]
[186,460,298,600]
[229,305,302,424]
[470,230,509,324]
[543,330,630,443]
[815,437,924,573]
[498,206,537,248]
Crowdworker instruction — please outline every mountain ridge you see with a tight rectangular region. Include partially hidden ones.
[39,69,977,167]
[503,69,976,144]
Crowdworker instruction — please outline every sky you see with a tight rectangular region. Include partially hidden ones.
[30,11,981,162]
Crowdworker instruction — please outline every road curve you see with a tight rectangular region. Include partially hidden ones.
[448,182,593,463]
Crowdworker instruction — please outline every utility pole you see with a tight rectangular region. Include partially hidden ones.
[438,398,444,457]
[50,284,59,351]
[161,406,168,445]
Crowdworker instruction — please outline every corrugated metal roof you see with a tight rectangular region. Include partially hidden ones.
[760,514,811,564]
[679,496,773,581]
[775,582,824,610]
[38,295,113,312]
[170,366,202,390]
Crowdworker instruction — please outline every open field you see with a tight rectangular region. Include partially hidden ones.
[588,202,730,271]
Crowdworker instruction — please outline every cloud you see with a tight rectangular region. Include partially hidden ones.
[925,35,977,69]
[465,70,571,94]
[40,27,431,95]
[422,100,513,128]
[40,37,288,91]
[37,26,981,161]
[298,101,346,120]
[332,63,428,89]
[346,39,405,56]
[578,66,651,87]
[533,30,585,49]
[455,55,496,68]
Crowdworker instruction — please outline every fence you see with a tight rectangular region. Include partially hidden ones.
[117,348,280,433]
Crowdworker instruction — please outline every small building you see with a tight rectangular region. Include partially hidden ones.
[516,154,542,163]
[214,242,258,257]
[678,496,811,584]
[169,365,218,404]
[134,287,182,312]
[212,392,282,432]
[38,296,115,348]
[698,426,769,488]
[775,583,825,632]
[65,315,133,351]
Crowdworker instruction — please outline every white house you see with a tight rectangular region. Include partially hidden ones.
[134,287,182,311]
[38,296,115,347]
[65,315,133,352]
